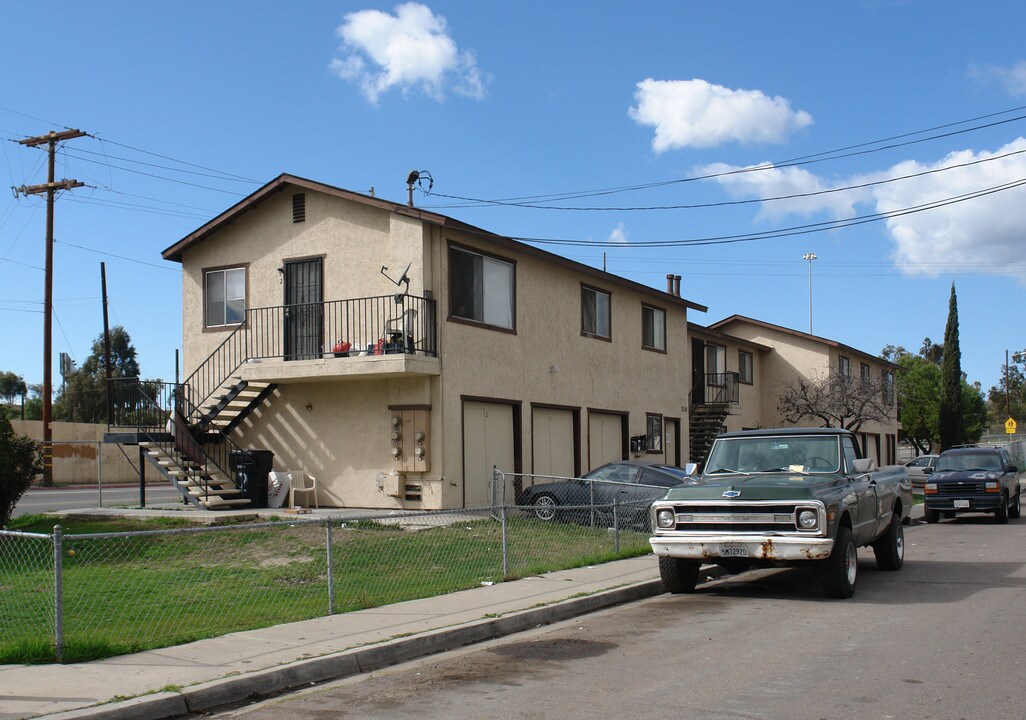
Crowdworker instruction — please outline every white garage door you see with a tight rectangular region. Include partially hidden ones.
[533,407,575,478]
[588,412,624,470]
[463,401,515,507]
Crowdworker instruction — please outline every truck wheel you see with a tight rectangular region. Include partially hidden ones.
[1009,490,1021,520]
[924,506,940,524]
[995,493,1009,524]
[659,556,700,594]
[821,526,857,599]
[872,513,904,571]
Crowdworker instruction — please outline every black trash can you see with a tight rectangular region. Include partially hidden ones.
[229,449,275,508]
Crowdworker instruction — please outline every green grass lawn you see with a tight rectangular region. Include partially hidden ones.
[0,513,651,664]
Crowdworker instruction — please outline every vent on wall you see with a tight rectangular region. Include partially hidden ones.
[292,193,306,223]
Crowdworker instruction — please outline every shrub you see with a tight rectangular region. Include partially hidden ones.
[0,414,42,527]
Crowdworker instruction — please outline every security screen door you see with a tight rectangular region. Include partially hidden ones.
[284,258,323,360]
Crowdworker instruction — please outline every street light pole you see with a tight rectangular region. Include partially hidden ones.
[803,252,817,334]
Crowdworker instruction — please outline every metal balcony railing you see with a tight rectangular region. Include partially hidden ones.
[183,294,437,424]
[702,372,740,405]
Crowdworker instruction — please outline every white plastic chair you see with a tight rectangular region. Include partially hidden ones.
[289,472,318,508]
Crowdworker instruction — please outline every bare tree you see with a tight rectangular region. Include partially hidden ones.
[777,372,894,432]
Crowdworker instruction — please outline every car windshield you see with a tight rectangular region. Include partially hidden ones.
[936,452,1002,472]
[705,436,841,475]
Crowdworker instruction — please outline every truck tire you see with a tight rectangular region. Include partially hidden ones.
[659,556,700,594]
[821,526,857,599]
[1009,490,1021,520]
[872,513,904,571]
[924,506,940,524]
[995,492,1009,524]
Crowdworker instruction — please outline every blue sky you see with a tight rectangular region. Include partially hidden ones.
[2,1,1025,400]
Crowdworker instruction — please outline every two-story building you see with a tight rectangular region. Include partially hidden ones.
[158,174,705,510]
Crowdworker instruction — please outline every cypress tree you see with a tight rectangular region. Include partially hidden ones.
[939,284,964,449]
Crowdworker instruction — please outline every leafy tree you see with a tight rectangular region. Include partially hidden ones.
[894,352,942,454]
[54,326,141,424]
[22,384,43,421]
[0,371,27,405]
[0,414,42,527]
[939,285,964,450]
[962,380,988,443]
[777,371,894,432]
[987,351,1026,429]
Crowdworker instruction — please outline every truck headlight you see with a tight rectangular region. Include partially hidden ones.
[656,508,676,529]
[797,509,818,530]
[924,483,937,494]
[986,481,1000,493]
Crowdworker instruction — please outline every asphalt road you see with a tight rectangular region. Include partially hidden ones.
[213,513,1026,720]
[12,485,185,517]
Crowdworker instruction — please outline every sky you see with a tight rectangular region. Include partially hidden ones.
[2,1,1025,404]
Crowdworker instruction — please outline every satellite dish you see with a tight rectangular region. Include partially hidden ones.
[397,261,412,287]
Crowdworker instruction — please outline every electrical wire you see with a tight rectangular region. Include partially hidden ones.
[54,239,182,272]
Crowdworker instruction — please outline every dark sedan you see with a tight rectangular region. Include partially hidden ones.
[517,461,694,528]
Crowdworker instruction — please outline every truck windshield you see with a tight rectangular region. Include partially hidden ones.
[705,436,841,475]
[936,452,1002,472]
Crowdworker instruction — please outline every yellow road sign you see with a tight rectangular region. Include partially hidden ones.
[1006,417,1018,434]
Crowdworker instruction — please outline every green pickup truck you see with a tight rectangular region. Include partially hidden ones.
[649,428,912,599]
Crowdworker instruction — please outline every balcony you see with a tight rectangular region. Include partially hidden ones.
[186,294,438,416]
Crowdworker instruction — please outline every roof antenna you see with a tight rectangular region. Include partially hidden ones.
[406,170,433,207]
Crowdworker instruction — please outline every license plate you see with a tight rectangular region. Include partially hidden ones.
[720,544,750,558]
[954,500,970,509]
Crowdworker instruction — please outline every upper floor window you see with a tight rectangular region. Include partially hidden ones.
[882,369,895,406]
[204,266,246,328]
[581,285,611,340]
[839,356,851,379]
[449,246,515,330]
[739,350,754,384]
[642,304,666,351]
[860,362,871,383]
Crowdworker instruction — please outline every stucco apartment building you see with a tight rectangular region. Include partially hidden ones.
[142,173,900,511]
[688,316,900,467]
[159,174,704,510]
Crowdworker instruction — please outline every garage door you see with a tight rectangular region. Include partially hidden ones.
[533,407,575,478]
[588,412,625,470]
[463,401,515,508]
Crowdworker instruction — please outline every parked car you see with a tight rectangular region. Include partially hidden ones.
[517,461,693,529]
[903,454,939,488]
[923,446,1022,523]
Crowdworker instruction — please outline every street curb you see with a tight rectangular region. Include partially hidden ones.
[33,579,665,720]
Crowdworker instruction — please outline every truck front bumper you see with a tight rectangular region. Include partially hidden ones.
[649,534,836,562]
[923,495,1003,512]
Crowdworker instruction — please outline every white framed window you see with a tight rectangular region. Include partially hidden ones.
[739,350,753,384]
[642,304,666,351]
[204,267,246,328]
[581,285,611,339]
[449,246,515,330]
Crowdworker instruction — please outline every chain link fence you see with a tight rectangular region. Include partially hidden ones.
[0,500,656,664]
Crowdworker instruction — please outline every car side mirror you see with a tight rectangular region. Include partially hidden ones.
[1009,465,1018,474]
[683,462,698,477]
[923,466,934,475]
[852,458,874,473]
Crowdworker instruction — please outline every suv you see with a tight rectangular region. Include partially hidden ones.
[923,447,1022,523]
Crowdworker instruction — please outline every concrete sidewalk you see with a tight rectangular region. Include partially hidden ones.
[0,554,665,720]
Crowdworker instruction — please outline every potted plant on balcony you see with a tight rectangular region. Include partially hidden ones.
[331,340,352,358]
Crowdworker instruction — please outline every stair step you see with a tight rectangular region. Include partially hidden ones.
[188,487,244,497]
[198,497,252,508]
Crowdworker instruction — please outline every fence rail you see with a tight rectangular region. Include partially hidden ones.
[0,502,654,664]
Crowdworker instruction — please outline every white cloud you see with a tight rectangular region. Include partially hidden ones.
[628,79,813,152]
[330,3,486,104]
[702,138,1026,281]
[969,60,1026,97]
[607,222,629,245]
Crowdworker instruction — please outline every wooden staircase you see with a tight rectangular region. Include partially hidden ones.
[140,441,252,509]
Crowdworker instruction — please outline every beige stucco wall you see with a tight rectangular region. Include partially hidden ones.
[11,421,140,484]
[713,320,899,443]
[175,189,694,509]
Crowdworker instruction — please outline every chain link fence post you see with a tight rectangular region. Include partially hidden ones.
[612,497,620,554]
[96,441,104,508]
[325,518,334,615]
[53,525,64,663]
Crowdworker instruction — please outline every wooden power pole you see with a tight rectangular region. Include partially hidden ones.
[14,129,87,486]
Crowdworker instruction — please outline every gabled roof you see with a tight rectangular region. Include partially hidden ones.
[709,314,896,369]
[687,321,773,352]
[161,173,707,312]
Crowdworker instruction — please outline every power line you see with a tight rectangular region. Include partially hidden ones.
[65,146,259,184]
[54,238,182,271]
[508,176,1026,248]
[423,107,1026,209]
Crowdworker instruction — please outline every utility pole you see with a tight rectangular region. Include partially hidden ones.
[14,129,87,486]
